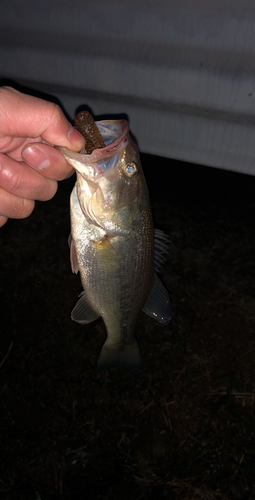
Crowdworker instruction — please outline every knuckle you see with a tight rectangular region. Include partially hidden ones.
[0,87,22,115]
[1,166,21,194]
[41,180,58,201]
[0,136,15,152]
[0,215,8,227]
[0,157,32,197]
[0,188,35,220]
[35,178,58,202]
[48,102,63,128]
[15,198,35,219]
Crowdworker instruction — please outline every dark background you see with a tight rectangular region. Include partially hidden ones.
[0,85,255,499]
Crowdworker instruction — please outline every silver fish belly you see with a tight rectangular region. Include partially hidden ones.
[59,118,171,372]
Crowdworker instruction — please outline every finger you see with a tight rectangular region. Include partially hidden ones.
[0,136,42,156]
[22,143,75,181]
[3,136,42,158]
[0,87,85,151]
[0,153,58,201]
[0,215,8,227]
[0,186,35,219]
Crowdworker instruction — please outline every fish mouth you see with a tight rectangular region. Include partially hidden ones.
[57,119,129,178]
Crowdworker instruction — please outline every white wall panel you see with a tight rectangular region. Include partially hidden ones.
[1,0,255,174]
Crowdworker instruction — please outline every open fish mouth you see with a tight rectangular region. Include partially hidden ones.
[57,119,130,177]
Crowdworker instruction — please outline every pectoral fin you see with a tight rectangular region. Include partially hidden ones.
[143,274,172,325]
[68,234,79,274]
[92,236,120,268]
[71,292,100,324]
[154,229,170,272]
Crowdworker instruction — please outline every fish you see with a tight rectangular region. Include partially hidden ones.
[58,113,172,372]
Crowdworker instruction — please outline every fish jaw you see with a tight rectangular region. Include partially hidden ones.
[60,120,148,237]
[58,119,129,177]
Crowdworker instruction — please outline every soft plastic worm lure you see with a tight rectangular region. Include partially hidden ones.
[75,111,105,154]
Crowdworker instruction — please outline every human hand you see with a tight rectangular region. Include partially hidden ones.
[0,87,85,227]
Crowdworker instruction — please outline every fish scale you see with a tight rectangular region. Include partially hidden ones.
[58,115,171,372]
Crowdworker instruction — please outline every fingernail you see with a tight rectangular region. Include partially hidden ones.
[22,145,49,170]
[68,125,85,144]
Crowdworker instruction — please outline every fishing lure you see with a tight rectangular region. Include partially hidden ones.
[75,111,105,153]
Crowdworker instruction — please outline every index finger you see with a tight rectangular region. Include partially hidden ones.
[0,87,85,151]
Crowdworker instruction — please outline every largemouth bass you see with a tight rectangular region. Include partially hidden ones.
[59,114,171,372]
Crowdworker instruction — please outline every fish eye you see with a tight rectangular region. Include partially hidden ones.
[124,162,138,177]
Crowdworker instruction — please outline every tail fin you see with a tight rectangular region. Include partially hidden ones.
[97,339,141,373]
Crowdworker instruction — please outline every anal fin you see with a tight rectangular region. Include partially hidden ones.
[71,292,100,324]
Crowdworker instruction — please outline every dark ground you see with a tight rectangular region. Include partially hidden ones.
[1,151,255,500]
